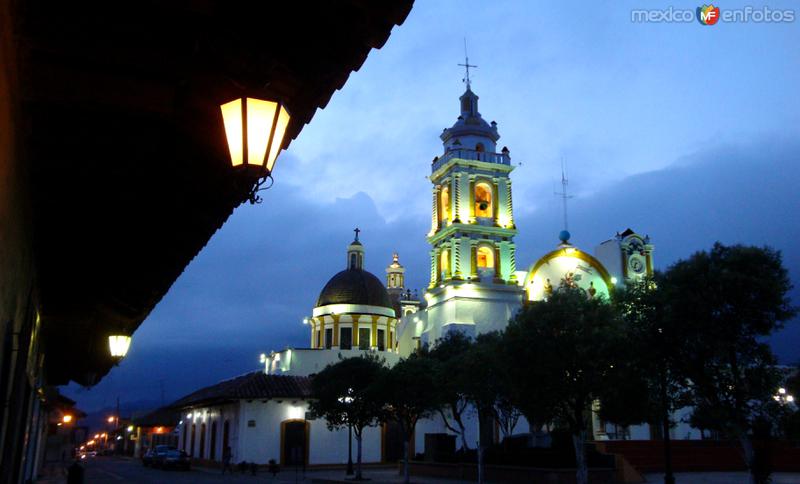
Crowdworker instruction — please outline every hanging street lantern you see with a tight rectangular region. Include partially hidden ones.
[108,334,132,360]
[220,97,291,204]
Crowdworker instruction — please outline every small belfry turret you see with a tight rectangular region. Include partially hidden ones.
[385,252,405,299]
[346,228,364,270]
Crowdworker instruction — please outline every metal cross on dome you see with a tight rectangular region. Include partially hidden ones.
[458,38,477,89]
[353,227,361,241]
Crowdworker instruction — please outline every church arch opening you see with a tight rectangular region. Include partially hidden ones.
[440,186,451,224]
[477,246,495,278]
[440,249,450,280]
[474,182,493,218]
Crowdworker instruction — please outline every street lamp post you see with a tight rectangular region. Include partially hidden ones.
[338,388,355,476]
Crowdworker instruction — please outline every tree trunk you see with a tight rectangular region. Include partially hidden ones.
[662,414,675,484]
[572,431,588,484]
[739,434,757,484]
[477,442,484,484]
[356,433,363,480]
[403,439,410,484]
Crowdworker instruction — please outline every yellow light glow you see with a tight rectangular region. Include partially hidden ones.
[221,97,290,173]
[221,98,244,166]
[107,416,115,423]
[246,98,278,167]
[101,433,107,438]
[94,434,100,439]
[155,427,163,434]
[779,387,786,394]
[108,335,131,358]
[611,277,618,285]
[127,425,134,432]
[266,104,290,172]
[62,415,73,424]
[88,440,95,445]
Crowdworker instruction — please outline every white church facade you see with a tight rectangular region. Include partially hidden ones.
[172,83,700,467]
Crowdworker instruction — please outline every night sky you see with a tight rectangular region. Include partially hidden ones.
[65,0,800,413]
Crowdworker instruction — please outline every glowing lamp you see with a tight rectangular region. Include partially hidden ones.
[221,97,290,176]
[107,416,116,423]
[62,415,73,424]
[108,335,131,359]
[127,425,134,432]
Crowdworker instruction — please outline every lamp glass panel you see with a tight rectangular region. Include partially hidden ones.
[220,99,244,166]
[108,335,131,357]
[265,105,290,172]
[245,98,278,167]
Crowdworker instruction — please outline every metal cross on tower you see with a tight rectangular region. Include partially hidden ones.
[353,227,361,241]
[458,38,477,89]
[554,159,573,232]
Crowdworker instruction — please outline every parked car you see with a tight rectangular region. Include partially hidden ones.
[150,445,176,468]
[159,449,190,471]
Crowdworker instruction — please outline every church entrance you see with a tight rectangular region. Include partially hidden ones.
[281,420,308,467]
[382,421,404,462]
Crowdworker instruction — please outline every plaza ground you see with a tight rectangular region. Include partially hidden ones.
[34,456,800,483]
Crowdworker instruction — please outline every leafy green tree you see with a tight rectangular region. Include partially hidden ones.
[428,330,474,452]
[609,274,691,484]
[666,243,795,484]
[309,356,385,480]
[456,331,515,484]
[504,286,630,484]
[375,354,438,484]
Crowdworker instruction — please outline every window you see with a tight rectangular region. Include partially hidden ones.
[475,142,485,152]
[359,328,370,350]
[474,182,493,218]
[440,249,450,279]
[317,328,322,349]
[477,246,494,269]
[377,329,386,351]
[350,253,357,269]
[210,422,217,460]
[199,423,206,458]
[325,328,332,349]
[440,186,451,223]
[340,327,352,350]
[190,424,196,457]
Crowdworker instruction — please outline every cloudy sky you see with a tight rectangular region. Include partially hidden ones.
[65,0,800,412]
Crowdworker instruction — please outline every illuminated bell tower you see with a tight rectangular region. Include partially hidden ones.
[423,78,524,341]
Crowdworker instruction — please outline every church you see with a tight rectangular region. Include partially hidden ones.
[171,79,698,467]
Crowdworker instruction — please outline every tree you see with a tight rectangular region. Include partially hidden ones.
[609,274,691,484]
[504,285,631,484]
[456,331,509,484]
[375,353,438,484]
[665,243,796,484]
[428,330,474,452]
[309,356,385,480]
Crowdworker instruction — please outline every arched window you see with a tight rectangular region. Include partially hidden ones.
[210,422,217,461]
[474,182,493,218]
[475,142,485,152]
[199,423,206,459]
[477,246,494,269]
[440,186,451,223]
[440,249,450,279]
[350,253,357,269]
[190,424,196,457]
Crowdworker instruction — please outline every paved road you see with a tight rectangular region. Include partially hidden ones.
[41,456,324,483]
[38,456,465,483]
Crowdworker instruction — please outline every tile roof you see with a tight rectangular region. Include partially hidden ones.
[170,372,311,408]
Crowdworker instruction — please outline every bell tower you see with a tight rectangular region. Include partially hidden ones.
[423,76,524,341]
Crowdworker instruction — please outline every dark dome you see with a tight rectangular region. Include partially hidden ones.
[316,269,393,309]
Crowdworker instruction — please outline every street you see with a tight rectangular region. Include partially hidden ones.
[40,456,328,483]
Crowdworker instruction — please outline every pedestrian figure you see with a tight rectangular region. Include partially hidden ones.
[221,446,233,474]
[67,460,84,484]
[268,459,279,477]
